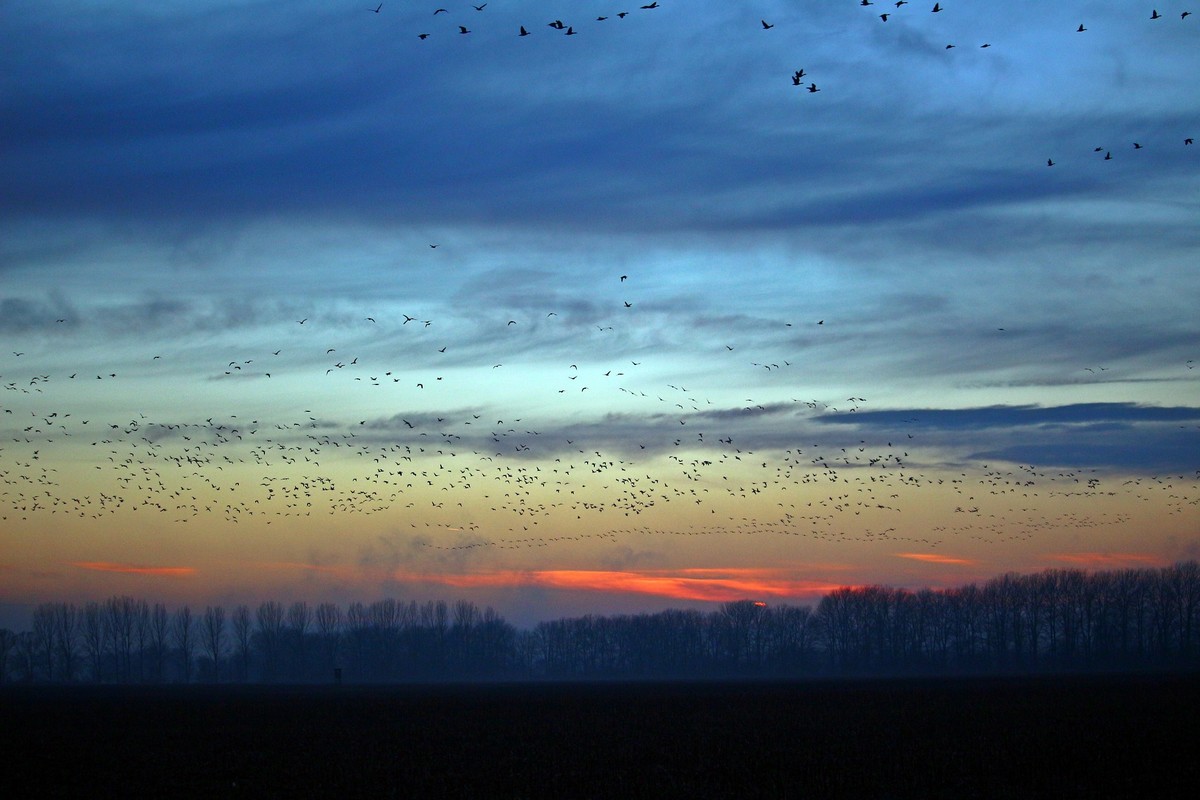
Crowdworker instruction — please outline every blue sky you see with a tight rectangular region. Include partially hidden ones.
[1,1,1197,627]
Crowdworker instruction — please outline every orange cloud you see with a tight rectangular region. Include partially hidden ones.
[1045,552,1164,568]
[895,553,979,565]
[389,567,844,603]
[71,561,196,577]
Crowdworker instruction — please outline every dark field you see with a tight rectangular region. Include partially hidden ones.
[3,674,1197,799]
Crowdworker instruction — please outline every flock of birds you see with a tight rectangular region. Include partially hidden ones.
[362,2,1196,168]
[2,2,1197,580]
[3,260,1197,563]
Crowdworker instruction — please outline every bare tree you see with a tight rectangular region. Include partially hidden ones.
[256,600,285,681]
[315,602,342,677]
[0,628,15,683]
[14,631,38,682]
[231,604,252,682]
[201,605,226,683]
[32,603,57,681]
[106,595,137,682]
[52,602,79,681]
[171,605,195,683]
[81,601,108,682]
[286,601,312,680]
[132,599,150,682]
[149,603,169,682]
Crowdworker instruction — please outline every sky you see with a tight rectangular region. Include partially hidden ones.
[1,0,1197,630]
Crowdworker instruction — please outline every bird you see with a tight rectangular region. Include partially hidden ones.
[807,83,820,93]
[519,26,530,36]
[1047,158,1055,166]
[473,3,487,9]
[1077,23,1086,32]
[641,2,659,8]
[370,3,381,12]
[418,33,430,39]
[931,2,941,11]
[761,20,774,29]
[459,25,470,34]
[1151,9,1161,19]
[1186,138,1194,145]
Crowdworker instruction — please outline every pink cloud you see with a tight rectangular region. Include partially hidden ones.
[71,561,196,577]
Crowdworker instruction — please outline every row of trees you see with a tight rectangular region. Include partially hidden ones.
[3,562,1199,683]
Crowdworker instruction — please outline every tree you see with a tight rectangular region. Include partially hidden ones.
[52,602,79,681]
[81,601,108,682]
[314,602,342,678]
[201,605,226,683]
[106,595,138,682]
[149,603,170,682]
[0,628,15,683]
[231,604,253,682]
[286,601,313,680]
[172,605,195,683]
[32,603,57,681]
[132,599,151,682]
[256,600,285,681]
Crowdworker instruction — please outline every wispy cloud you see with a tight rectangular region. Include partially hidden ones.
[895,553,979,566]
[1043,553,1165,569]
[71,562,197,577]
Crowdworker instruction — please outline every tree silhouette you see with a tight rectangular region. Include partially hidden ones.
[171,605,194,683]
[201,605,226,683]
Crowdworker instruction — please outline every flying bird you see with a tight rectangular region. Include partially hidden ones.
[761,20,774,29]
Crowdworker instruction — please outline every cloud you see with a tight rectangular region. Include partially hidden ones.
[379,566,846,604]
[1043,553,1165,569]
[895,553,979,566]
[70,562,196,577]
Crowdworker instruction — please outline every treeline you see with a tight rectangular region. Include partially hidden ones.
[2,562,1199,683]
